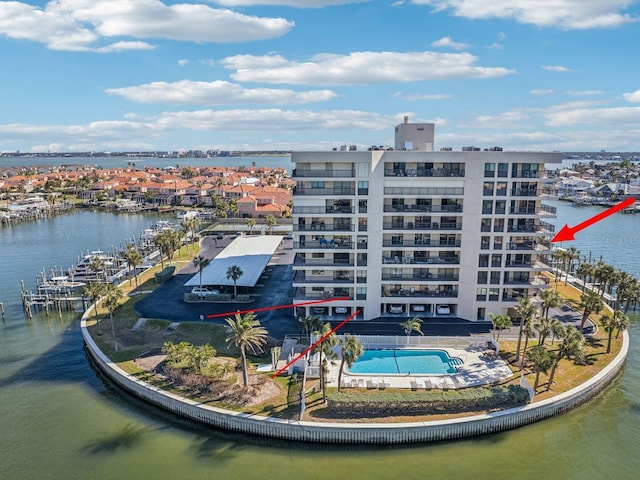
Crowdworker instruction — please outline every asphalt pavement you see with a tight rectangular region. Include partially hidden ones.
[134,235,589,341]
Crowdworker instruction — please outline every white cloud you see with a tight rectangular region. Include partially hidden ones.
[178,59,189,67]
[155,108,398,132]
[566,90,604,96]
[623,90,640,102]
[96,41,156,53]
[430,36,469,50]
[211,1,366,6]
[410,0,638,29]
[488,43,503,50]
[0,1,293,51]
[543,65,572,72]
[106,80,337,105]
[223,51,515,85]
[545,105,640,126]
[395,92,452,100]
[530,89,554,96]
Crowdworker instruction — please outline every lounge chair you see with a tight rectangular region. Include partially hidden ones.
[422,378,433,390]
[379,377,390,390]
[367,379,378,390]
[410,380,420,391]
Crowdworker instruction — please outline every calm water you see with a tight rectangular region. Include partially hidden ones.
[0,203,639,479]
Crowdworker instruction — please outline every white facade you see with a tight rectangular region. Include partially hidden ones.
[394,116,434,151]
[292,138,562,322]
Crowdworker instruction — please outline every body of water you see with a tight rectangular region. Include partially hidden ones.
[0,155,293,171]
[0,202,639,480]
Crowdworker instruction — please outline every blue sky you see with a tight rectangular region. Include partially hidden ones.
[1,0,640,153]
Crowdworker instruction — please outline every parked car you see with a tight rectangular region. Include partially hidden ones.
[335,307,348,314]
[312,307,327,314]
[388,304,404,314]
[191,287,220,297]
[216,232,224,239]
[436,304,451,315]
[411,304,426,312]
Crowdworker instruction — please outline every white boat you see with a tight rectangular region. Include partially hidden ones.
[37,275,86,294]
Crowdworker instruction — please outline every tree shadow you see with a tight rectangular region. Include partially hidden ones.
[81,423,148,455]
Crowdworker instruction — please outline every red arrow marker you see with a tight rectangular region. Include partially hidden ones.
[551,197,635,242]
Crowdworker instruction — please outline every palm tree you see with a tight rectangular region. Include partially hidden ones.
[621,277,640,313]
[594,261,615,300]
[400,316,424,336]
[613,270,633,310]
[83,281,106,320]
[514,297,538,363]
[89,255,106,281]
[123,243,143,288]
[519,315,537,370]
[488,313,512,342]
[551,249,565,289]
[313,323,337,403]
[540,288,562,321]
[526,345,554,391]
[224,312,268,388]
[602,310,630,354]
[103,283,123,352]
[533,316,554,346]
[547,325,584,390]
[192,255,211,295]
[564,247,580,285]
[265,215,277,235]
[337,334,364,393]
[226,265,243,299]
[575,262,595,293]
[548,317,564,345]
[153,231,170,270]
[578,290,604,331]
[299,315,323,337]
[247,218,256,235]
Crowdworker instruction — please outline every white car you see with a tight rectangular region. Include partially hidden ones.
[436,305,451,315]
[335,307,348,314]
[191,287,219,296]
[411,304,426,312]
[388,304,404,314]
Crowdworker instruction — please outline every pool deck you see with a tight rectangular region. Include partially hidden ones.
[326,346,514,390]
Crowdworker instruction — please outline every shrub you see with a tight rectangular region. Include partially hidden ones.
[326,385,529,417]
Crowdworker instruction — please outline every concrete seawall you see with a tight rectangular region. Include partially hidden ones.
[81,315,628,444]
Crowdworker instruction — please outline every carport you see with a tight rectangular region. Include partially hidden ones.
[184,235,284,288]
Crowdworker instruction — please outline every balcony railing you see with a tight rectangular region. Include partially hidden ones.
[383,204,462,213]
[384,288,458,298]
[294,187,355,196]
[294,292,354,301]
[507,222,555,233]
[383,221,462,231]
[511,189,540,197]
[512,171,543,178]
[384,168,465,178]
[294,240,353,249]
[384,187,464,196]
[293,223,354,232]
[293,169,355,178]
[382,239,461,248]
[381,273,459,281]
[293,273,354,283]
[294,258,354,267]
[293,206,354,214]
[382,255,460,265]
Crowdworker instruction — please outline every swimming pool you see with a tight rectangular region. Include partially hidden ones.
[347,349,462,375]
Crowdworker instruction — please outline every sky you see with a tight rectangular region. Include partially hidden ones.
[1,1,640,154]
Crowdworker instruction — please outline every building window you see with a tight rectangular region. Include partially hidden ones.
[494,218,505,232]
[484,163,496,177]
[483,182,494,196]
[493,236,503,250]
[357,162,369,177]
[481,218,492,232]
[478,255,489,268]
[358,181,369,195]
[477,272,488,284]
[490,271,501,284]
[482,200,493,214]
[311,181,324,188]
[481,236,490,250]
[498,163,509,177]
[496,182,507,196]
[491,254,502,267]
[476,288,487,301]
[477,307,486,321]
[489,288,500,301]
[495,200,506,214]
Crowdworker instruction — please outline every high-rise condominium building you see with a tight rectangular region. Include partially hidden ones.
[291,120,562,322]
